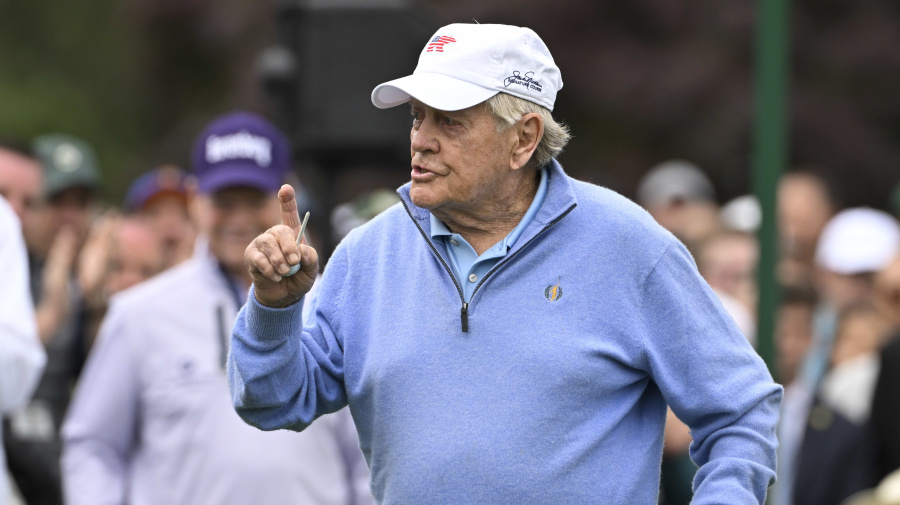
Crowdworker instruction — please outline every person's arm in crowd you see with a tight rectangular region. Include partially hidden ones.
[229,185,347,431]
[35,224,78,344]
[641,241,782,505]
[76,212,119,349]
[0,197,46,414]
[61,302,140,505]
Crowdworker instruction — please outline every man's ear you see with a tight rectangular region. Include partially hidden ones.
[510,113,544,171]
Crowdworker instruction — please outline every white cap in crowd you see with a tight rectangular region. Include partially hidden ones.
[721,194,762,233]
[815,207,900,275]
[636,160,717,209]
[371,23,562,112]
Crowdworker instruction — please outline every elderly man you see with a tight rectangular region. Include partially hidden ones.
[230,24,782,504]
[61,112,374,505]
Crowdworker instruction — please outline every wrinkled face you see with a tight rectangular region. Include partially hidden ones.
[407,99,517,214]
[194,187,280,277]
[105,220,165,295]
[0,149,43,223]
[141,194,196,268]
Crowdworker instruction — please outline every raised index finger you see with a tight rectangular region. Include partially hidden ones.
[278,184,301,232]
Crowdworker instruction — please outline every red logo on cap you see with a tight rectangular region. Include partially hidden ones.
[426,35,456,53]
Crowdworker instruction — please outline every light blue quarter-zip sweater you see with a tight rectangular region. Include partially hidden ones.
[229,160,782,505]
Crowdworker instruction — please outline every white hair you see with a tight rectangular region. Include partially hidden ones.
[484,93,571,168]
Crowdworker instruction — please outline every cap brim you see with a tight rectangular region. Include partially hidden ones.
[45,178,100,199]
[133,190,189,213]
[196,162,280,195]
[371,72,499,111]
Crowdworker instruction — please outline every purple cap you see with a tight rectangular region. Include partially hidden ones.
[124,165,191,212]
[191,112,291,194]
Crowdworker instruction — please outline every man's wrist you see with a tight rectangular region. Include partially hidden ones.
[246,286,305,342]
[253,289,303,309]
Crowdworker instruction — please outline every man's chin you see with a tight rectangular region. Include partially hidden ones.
[409,187,438,210]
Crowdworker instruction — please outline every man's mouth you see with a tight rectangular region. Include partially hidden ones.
[411,164,438,182]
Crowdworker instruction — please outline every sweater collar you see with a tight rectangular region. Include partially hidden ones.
[397,159,578,240]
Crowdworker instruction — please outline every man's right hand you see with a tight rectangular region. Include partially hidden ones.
[245,184,319,308]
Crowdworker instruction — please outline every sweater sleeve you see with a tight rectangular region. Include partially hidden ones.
[639,242,782,505]
[228,249,349,432]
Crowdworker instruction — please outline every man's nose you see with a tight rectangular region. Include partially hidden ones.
[410,120,439,154]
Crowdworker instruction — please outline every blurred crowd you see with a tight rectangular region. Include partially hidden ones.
[1,117,899,505]
[0,114,391,505]
[639,160,900,505]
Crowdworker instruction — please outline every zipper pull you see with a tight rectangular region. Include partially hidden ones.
[461,303,469,333]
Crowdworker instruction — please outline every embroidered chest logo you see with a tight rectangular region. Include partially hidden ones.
[544,277,563,301]
[426,35,456,52]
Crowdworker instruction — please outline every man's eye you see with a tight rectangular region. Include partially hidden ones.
[442,116,459,127]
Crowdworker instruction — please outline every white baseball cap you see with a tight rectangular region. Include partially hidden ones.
[815,207,900,275]
[371,23,562,112]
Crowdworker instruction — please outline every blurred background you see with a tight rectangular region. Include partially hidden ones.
[4,0,900,212]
